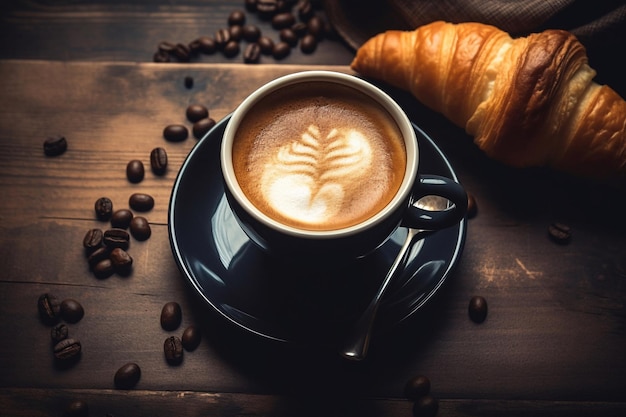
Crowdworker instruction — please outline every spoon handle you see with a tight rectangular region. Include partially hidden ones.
[339,228,421,361]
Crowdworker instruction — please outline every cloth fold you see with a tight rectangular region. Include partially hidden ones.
[324,0,626,96]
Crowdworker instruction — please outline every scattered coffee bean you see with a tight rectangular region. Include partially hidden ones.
[129,193,154,212]
[111,209,134,230]
[243,43,261,63]
[43,135,68,156]
[93,258,114,279]
[150,147,168,175]
[53,338,82,361]
[272,12,295,29]
[172,43,191,61]
[38,293,61,325]
[244,0,257,12]
[412,395,438,417]
[307,15,324,40]
[228,9,246,26]
[160,301,182,331]
[184,75,194,89]
[83,228,103,253]
[126,160,145,183]
[188,38,204,54]
[186,104,209,123]
[256,0,279,19]
[129,216,151,241]
[193,118,217,139]
[404,375,431,400]
[63,400,89,417]
[214,28,231,49]
[229,25,243,42]
[467,193,478,219]
[94,197,113,221]
[51,323,69,343]
[110,247,133,275]
[297,0,314,21]
[87,246,111,267]
[164,336,184,365]
[153,50,170,63]
[468,295,488,323]
[114,362,141,389]
[181,325,201,351]
[60,299,85,323]
[279,28,298,46]
[548,222,571,244]
[196,36,216,54]
[163,124,189,142]
[223,40,240,57]
[103,228,130,250]
[300,34,317,54]
[257,36,275,54]
[291,21,308,37]
[242,24,261,42]
[272,41,291,59]
[158,41,176,53]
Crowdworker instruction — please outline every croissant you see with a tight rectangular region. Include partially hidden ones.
[351,21,626,179]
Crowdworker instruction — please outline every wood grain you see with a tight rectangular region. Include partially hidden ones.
[1,61,626,416]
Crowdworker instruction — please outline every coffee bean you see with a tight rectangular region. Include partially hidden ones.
[405,375,431,400]
[94,197,113,221]
[243,43,261,63]
[412,395,438,417]
[228,9,246,26]
[110,247,133,275]
[64,400,89,417]
[272,12,295,29]
[126,160,145,183]
[188,38,203,54]
[279,28,298,46]
[103,228,130,250]
[548,222,571,244]
[43,135,67,156]
[157,41,176,53]
[214,28,231,49]
[291,22,308,37]
[181,325,201,351]
[38,293,61,325]
[272,41,291,59]
[244,0,257,12]
[129,193,154,212]
[153,50,170,63]
[114,362,141,390]
[93,258,114,279]
[297,0,314,21]
[186,104,209,123]
[164,336,184,365]
[88,246,111,267]
[193,118,217,139]
[129,216,151,241]
[163,124,188,142]
[160,301,182,331]
[300,34,317,54]
[229,25,244,42]
[150,147,168,176]
[60,299,84,323]
[467,193,478,219]
[196,36,216,54]
[223,40,240,57]
[256,0,279,19]
[54,338,81,361]
[242,24,261,42]
[110,209,133,229]
[83,228,103,253]
[172,43,191,61]
[307,15,324,40]
[51,323,69,343]
[184,75,194,89]
[468,295,488,323]
[257,36,275,54]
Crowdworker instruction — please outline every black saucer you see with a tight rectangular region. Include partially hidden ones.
[168,115,466,346]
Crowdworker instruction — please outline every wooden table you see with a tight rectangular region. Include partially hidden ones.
[1,2,626,416]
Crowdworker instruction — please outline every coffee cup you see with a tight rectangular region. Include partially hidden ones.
[221,71,467,259]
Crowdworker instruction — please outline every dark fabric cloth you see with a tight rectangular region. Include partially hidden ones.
[325,0,626,96]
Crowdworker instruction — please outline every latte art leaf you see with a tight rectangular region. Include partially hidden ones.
[261,124,374,225]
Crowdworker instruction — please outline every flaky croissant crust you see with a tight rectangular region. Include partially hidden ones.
[351,21,626,179]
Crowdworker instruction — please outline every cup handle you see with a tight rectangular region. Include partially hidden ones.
[401,175,468,231]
